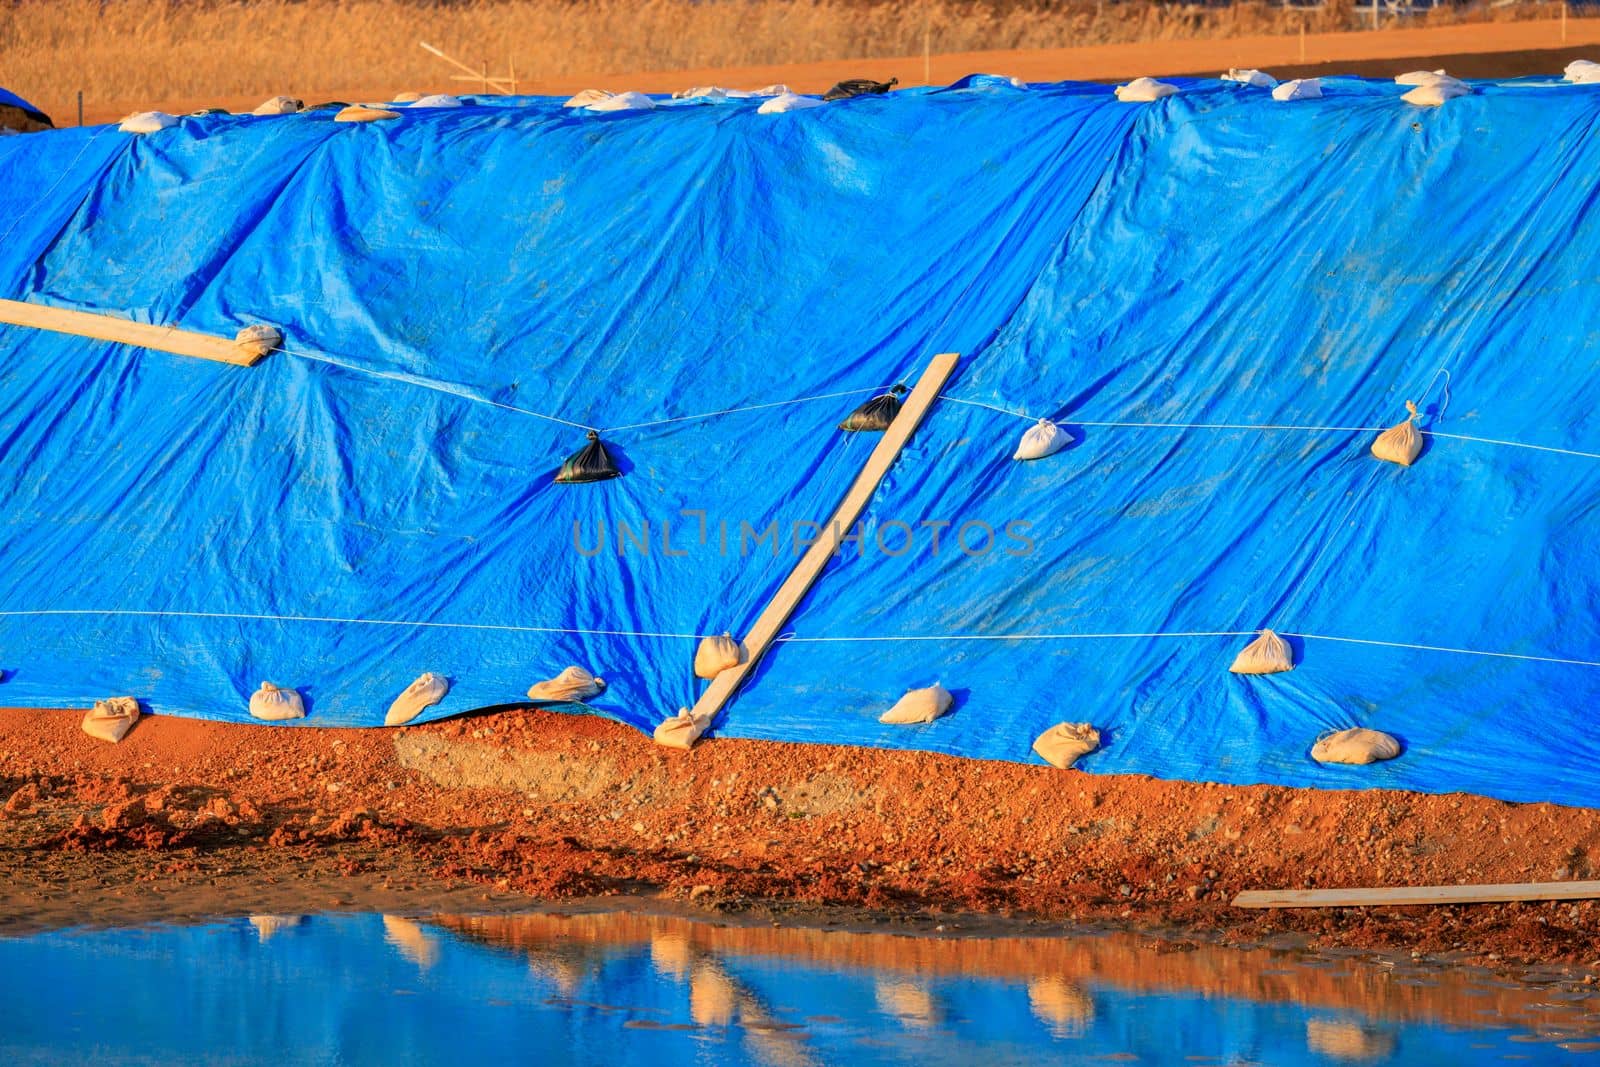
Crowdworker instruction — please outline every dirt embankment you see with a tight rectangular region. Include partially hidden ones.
[1,705,1598,970]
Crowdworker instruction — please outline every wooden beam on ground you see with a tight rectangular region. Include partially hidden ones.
[1233,881,1600,909]
[0,299,263,366]
[677,352,960,742]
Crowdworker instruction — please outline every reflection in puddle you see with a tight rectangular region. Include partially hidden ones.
[1,909,1596,1064]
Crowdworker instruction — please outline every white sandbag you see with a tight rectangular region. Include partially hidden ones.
[1272,78,1321,102]
[119,111,178,134]
[757,93,824,114]
[526,665,605,702]
[754,84,790,97]
[1013,418,1068,461]
[689,966,737,1026]
[654,706,710,749]
[335,105,400,123]
[694,632,742,679]
[1371,400,1422,466]
[249,682,305,721]
[1306,1020,1396,1061]
[584,91,655,112]
[408,94,461,108]
[81,697,140,744]
[879,683,952,725]
[385,671,448,726]
[1565,60,1600,84]
[248,915,305,942]
[1223,68,1277,88]
[1394,69,1453,86]
[1402,81,1469,107]
[1114,78,1177,103]
[234,324,281,360]
[673,86,728,101]
[251,96,302,116]
[1229,629,1294,675]
[1032,722,1101,769]
[1311,727,1401,766]
[564,89,614,108]
[392,91,423,104]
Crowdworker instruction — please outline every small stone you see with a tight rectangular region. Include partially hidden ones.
[689,884,713,901]
[3,782,40,815]
[101,797,147,830]
[631,822,645,833]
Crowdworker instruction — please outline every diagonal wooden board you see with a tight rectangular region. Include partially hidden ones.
[0,298,266,366]
[1233,881,1600,909]
[684,352,960,737]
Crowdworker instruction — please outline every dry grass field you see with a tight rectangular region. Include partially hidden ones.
[0,0,1571,122]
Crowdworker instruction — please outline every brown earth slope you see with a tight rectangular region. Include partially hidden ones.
[2,705,1598,971]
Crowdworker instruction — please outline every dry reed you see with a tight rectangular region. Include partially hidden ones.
[0,0,1552,122]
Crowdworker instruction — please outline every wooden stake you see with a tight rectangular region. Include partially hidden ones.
[674,352,961,743]
[0,299,266,367]
[923,1,931,85]
[1234,880,1600,909]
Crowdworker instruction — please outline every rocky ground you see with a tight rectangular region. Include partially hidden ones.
[1,705,1598,974]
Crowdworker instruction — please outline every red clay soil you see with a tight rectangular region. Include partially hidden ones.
[2,705,1598,972]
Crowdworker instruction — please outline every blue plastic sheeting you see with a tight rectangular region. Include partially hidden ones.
[1,76,1599,804]
[0,87,44,117]
[0,913,1556,1065]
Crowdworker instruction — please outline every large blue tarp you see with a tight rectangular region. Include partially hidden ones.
[0,87,43,117]
[2,75,1599,804]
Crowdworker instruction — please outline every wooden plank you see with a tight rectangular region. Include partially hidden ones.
[0,299,263,366]
[1233,880,1600,909]
[680,352,960,740]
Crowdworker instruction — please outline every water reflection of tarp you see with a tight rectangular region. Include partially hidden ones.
[0,910,1595,1065]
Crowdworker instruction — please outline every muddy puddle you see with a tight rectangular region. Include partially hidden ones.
[3,908,1597,1064]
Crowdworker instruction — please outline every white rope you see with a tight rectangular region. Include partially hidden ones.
[0,608,706,641]
[941,395,1384,433]
[777,630,1258,642]
[1426,431,1600,462]
[1279,631,1600,669]
[774,628,1600,668]
[8,610,1596,667]
[600,385,896,434]
[282,342,903,440]
[939,395,1600,461]
[277,345,597,431]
